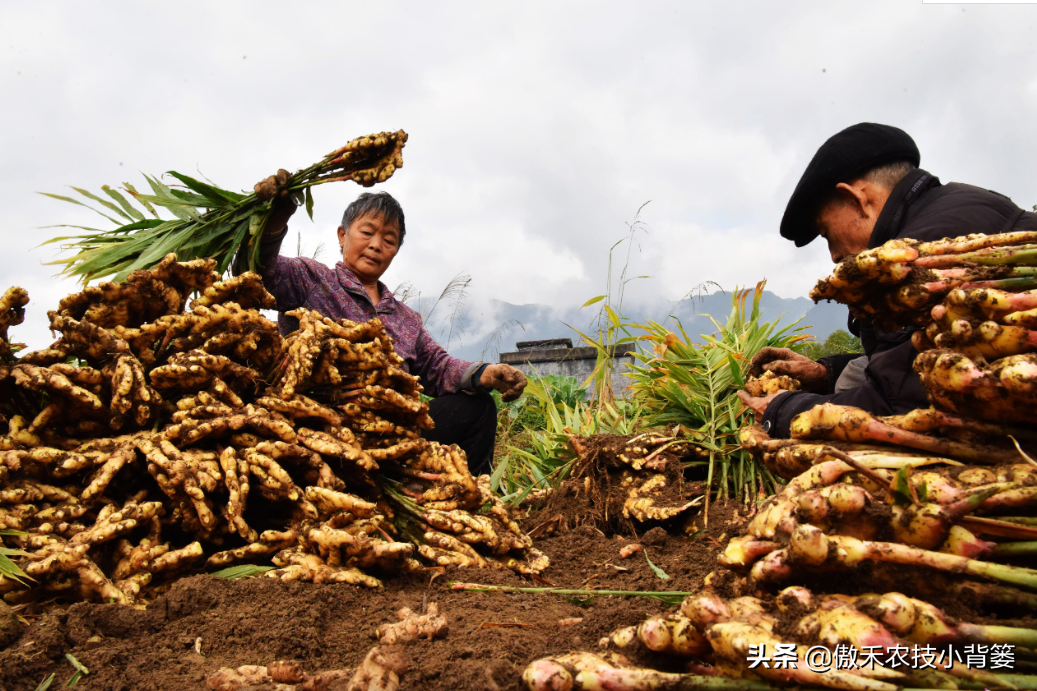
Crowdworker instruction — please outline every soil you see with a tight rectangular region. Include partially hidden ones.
[0,500,741,691]
[1,499,1033,691]
[543,433,706,535]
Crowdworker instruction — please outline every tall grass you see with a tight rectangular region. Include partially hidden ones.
[627,282,811,508]
[488,205,810,508]
[487,286,811,506]
[489,372,641,505]
[570,202,650,404]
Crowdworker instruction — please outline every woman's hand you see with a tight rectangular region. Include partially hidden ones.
[254,169,298,234]
[480,364,527,402]
[749,347,828,393]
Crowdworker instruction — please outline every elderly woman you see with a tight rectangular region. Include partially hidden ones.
[236,171,527,474]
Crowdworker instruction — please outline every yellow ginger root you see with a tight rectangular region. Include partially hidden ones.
[744,371,800,397]
[914,349,1037,424]
[305,486,378,518]
[339,129,408,186]
[621,473,701,522]
[0,286,28,360]
[336,364,422,397]
[77,558,132,605]
[189,272,275,311]
[476,475,529,543]
[162,405,296,444]
[70,498,163,548]
[147,253,219,294]
[917,230,1037,255]
[278,312,326,397]
[252,439,344,491]
[48,312,131,363]
[0,482,75,505]
[206,665,271,691]
[305,523,416,571]
[924,316,1037,359]
[267,549,382,587]
[345,646,407,691]
[241,447,303,500]
[47,363,105,391]
[107,353,161,429]
[418,532,488,568]
[423,508,529,556]
[402,443,479,511]
[636,613,710,655]
[376,602,448,644]
[171,402,238,423]
[277,309,405,397]
[56,264,191,328]
[112,516,167,580]
[505,547,553,575]
[126,302,278,363]
[150,350,256,392]
[206,662,351,691]
[746,459,855,539]
[790,402,1017,462]
[206,529,298,567]
[149,541,204,573]
[297,427,375,470]
[193,329,277,371]
[138,438,221,531]
[255,393,342,426]
[367,437,429,461]
[352,384,424,414]
[175,378,245,410]
[218,447,254,541]
[9,364,106,416]
[16,341,71,366]
[80,443,137,501]
[811,241,918,302]
[339,405,420,439]
[0,287,28,336]
[707,620,901,691]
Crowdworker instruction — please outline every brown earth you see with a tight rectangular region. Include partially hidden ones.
[1,499,1033,691]
[0,498,739,691]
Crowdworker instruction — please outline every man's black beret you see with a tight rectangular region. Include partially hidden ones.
[780,123,920,247]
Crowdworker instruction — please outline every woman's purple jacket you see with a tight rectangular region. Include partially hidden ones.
[259,254,484,397]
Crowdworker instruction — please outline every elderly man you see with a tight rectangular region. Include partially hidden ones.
[738,122,1037,438]
[235,173,527,473]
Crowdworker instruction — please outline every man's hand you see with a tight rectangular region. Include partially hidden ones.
[480,364,527,402]
[736,390,782,419]
[749,347,828,393]
[254,169,298,234]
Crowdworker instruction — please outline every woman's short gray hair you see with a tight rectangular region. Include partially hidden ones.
[341,192,406,245]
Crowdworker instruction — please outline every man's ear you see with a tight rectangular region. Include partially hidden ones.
[834,182,870,218]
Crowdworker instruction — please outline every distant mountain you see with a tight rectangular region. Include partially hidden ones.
[444,290,851,362]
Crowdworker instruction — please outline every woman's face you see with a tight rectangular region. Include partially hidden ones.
[337,212,401,283]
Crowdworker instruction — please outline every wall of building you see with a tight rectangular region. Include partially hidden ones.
[499,343,636,399]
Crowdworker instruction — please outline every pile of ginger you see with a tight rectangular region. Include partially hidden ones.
[0,254,545,607]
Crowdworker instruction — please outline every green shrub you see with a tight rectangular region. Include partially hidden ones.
[800,329,863,360]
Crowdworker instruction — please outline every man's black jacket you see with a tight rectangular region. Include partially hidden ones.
[762,169,1037,438]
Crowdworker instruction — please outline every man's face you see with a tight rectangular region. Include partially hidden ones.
[337,212,401,283]
[815,196,876,263]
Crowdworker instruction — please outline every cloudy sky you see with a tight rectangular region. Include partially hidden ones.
[3,2,1037,351]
